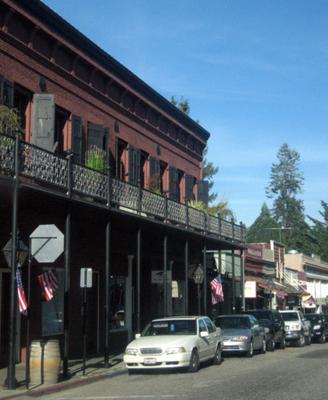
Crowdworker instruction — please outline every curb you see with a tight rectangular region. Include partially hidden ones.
[1,364,126,399]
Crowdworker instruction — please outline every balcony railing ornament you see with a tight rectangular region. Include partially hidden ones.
[0,133,246,244]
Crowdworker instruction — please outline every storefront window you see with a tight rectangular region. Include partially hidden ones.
[110,277,125,330]
[41,269,64,336]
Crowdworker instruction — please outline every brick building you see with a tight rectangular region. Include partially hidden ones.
[0,0,245,386]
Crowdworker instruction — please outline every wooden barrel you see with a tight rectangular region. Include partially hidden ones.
[43,340,61,384]
[29,341,42,386]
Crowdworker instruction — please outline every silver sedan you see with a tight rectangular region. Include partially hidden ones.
[214,314,266,357]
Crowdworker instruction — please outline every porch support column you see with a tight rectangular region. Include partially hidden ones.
[240,249,245,311]
[136,227,141,332]
[7,132,20,389]
[104,217,111,368]
[203,243,207,315]
[163,234,168,316]
[232,248,236,313]
[184,239,189,315]
[63,207,71,378]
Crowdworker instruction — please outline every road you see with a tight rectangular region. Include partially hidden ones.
[22,342,328,400]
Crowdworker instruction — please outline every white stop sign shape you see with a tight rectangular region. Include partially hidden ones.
[30,224,64,263]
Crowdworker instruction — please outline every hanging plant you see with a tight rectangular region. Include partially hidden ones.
[85,146,106,173]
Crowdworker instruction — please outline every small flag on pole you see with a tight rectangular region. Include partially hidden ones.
[210,274,224,304]
[16,268,28,315]
[38,270,58,302]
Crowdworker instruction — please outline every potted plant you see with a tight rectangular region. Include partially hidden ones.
[85,145,106,173]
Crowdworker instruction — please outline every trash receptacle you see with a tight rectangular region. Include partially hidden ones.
[29,339,61,386]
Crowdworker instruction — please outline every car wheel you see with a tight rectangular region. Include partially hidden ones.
[268,339,275,351]
[297,334,305,347]
[305,334,311,346]
[260,338,266,354]
[279,336,286,350]
[188,349,200,372]
[246,341,254,358]
[212,345,222,365]
[320,334,326,343]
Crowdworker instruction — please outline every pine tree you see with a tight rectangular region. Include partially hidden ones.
[309,201,328,260]
[266,143,312,252]
[246,203,280,243]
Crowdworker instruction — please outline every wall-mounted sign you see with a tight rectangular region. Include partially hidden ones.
[80,268,93,288]
[244,281,256,298]
[151,270,172,284]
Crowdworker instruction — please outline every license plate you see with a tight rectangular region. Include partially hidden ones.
[144,358,157,365]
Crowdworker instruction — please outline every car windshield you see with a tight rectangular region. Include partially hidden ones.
[305,315,322,323]
[247,311,270,320]
[216,317,250,329]
[280,312,299,321]
[142,320,197,336]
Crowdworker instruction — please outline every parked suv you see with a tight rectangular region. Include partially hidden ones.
[279,310,311,346]
[304,313,328,343]
[243,310,285,350]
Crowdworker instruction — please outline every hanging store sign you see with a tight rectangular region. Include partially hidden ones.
[244,281,256,298]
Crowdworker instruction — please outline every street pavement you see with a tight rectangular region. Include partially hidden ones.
[9,341,328,400]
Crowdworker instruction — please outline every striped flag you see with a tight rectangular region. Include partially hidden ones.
[16,268,28,315]
[210,274,224,304]
[38,270,58,302]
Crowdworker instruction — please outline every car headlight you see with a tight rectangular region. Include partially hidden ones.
[125,348,138,356]
[290,324,302,331]
[165,347,186,354]
[313,325,321,330]
[230,336,249,341]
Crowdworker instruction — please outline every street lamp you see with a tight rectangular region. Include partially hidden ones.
[265,278,274,310]
[193,265,204,315]
[2,236,28,389]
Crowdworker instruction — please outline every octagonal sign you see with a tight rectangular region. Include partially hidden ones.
[30,224,64,263]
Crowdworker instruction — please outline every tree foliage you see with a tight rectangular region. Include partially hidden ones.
[308,201,328,260]
[266,143,313,252]
[170,96,190,115]
[0,105,20,135]
[170,96,234,219]
[246,203,280,243]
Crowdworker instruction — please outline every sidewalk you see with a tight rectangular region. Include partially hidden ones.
[0,354,126,399]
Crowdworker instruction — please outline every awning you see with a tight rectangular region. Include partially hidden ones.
[302,294,316,308]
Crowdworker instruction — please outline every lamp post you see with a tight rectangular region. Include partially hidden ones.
[265,278,274,310]
[193,265,204,315]
[2,236,28,389]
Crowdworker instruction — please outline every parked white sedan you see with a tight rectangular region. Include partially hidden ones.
[124,316,223,373]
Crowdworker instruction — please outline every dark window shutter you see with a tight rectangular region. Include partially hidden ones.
[169,166,179,202]
[185,175,195,202]
[128,145,140,185]
[1,78,14,107]
[87,122,104,149]
[197,180,209,206]
[31,94,55,152]
[149,156,160,177]
[72,115,82,164]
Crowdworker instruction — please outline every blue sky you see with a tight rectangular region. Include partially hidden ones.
[43,0,328,226]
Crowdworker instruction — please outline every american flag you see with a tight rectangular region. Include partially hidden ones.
[16,268,28,315]
[210,274,224,304]
[38,270,58,302]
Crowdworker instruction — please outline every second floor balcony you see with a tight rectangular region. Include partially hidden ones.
[0,133,246,245]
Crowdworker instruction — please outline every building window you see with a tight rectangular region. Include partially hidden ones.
[41,269,64,336]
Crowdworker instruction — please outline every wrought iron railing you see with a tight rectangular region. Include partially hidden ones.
[0,133,246,244]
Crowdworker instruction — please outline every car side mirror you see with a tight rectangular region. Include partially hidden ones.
[200,331,208,338]
[135,333,141,339]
